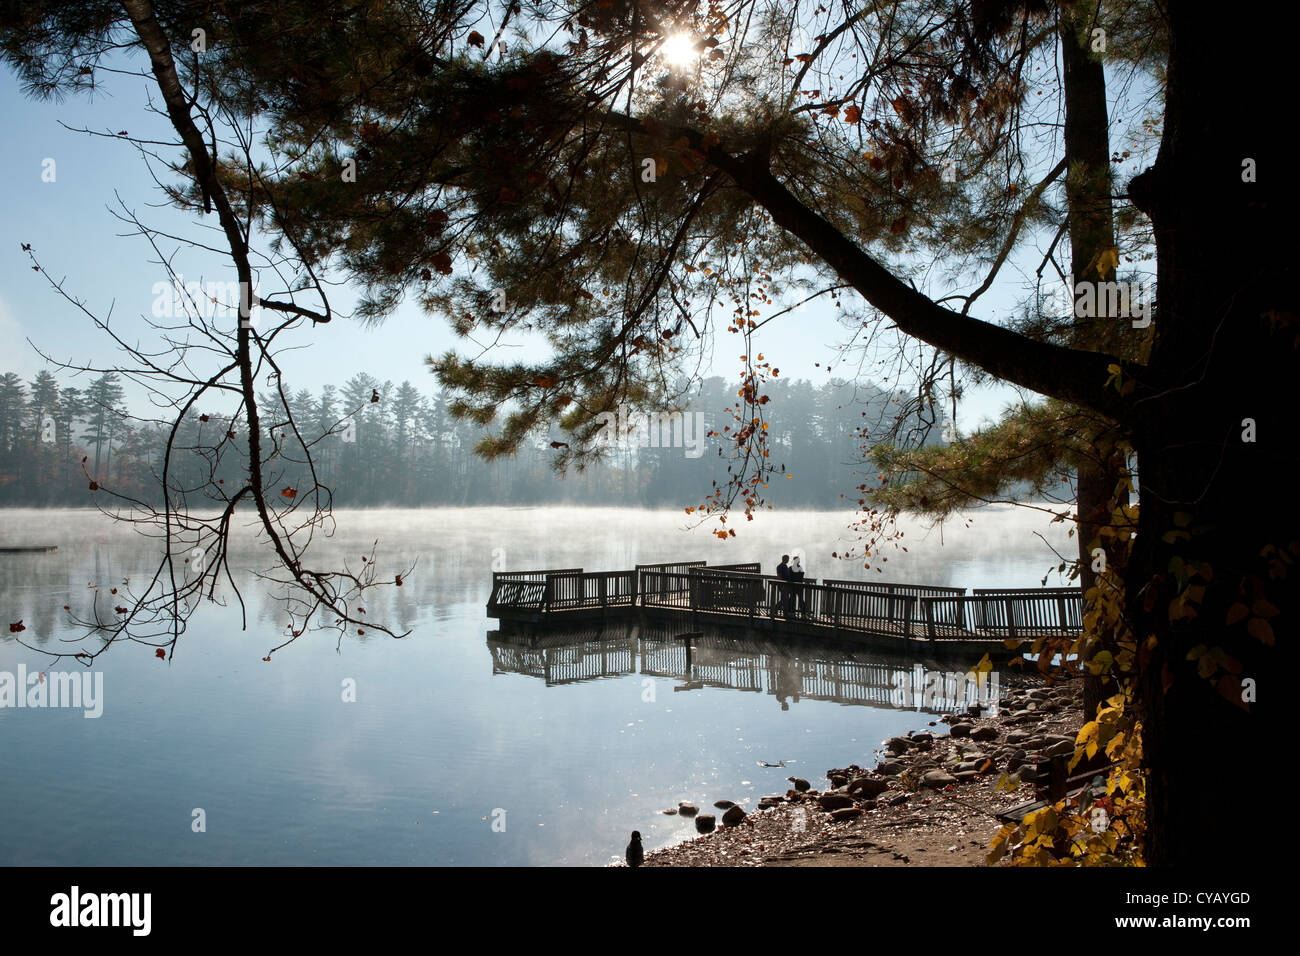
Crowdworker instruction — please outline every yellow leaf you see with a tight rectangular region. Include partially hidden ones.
[1095,247,1119,279]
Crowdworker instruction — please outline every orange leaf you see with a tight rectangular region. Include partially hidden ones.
[281,487,298,499]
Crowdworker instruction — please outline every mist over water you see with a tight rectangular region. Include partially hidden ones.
[0,505,1070,865]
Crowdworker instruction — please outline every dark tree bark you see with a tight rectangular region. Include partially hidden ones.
[1059,2,1124,719]
[1126,1,1294,867]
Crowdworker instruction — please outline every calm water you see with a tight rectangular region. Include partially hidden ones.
[0,506,1069,866]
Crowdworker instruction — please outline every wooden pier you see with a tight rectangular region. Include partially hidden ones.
[488,562,1082,655]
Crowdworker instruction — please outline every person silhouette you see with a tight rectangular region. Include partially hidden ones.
[775,554,793,617]
[790,555,806,614]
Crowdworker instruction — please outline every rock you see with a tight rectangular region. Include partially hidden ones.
[885,736,911,755]
[922,770,958,789]
[829,775,848,789]
[830,807,863,822]
[859,800,878,811]
[694,814,716,833]
[713,800,736,810]
[818,793,856,811]
[949,723,974,738]
[677,802,698,817]
[1017,765,1039,782]
[954,770,981,782]
[1006,731,1030,744]
[758,796,783,809]
[910,732,934,745]
[662,808,678,815]
[849,776,890,798]
[879,759,906,775]
[787,777,810,792]
[971,725,1000,742]
[722,805,747,826]
[888,793,909,807]
[1044,740,1075,758]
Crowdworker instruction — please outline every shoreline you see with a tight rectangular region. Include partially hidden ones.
[641,679,1084,867]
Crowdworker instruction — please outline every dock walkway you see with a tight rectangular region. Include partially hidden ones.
[488,562,1081,654]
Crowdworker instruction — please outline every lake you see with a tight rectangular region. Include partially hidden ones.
[0,505,1071,865]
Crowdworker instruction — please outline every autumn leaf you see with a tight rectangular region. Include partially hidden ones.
[431,251,454,275]
[88,480,98,491]
[467,30,485,47]
[844,104,862,124]
[1095,247,1119,279]
[1247,617,1275,645]
[114,606,127,614]
[8,621,25,633]
[281,487,298,499]
[1218,675,1250,711]
[155,648,166,659]
[395,574,403,587]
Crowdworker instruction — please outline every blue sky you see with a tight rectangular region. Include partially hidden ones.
[0,62,1024,430]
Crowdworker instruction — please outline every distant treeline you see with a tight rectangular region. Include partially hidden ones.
[0,369,946,508]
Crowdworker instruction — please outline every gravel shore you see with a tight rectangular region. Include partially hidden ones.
[637,679,1085,867]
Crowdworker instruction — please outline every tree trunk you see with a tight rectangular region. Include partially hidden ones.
[1059,4,1124,719]
[1127,0,1294,867]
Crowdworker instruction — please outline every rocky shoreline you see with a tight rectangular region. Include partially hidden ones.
[639,679,1084,867]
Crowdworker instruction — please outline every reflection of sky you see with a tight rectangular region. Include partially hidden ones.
[0,505,1067,865]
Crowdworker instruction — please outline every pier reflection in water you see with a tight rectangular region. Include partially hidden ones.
[487,622,1003,715]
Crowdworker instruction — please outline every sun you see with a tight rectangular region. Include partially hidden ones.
[661,32,698,67]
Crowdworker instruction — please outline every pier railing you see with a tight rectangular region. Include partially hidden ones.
[543,569,637,611]
[489,563,1083,645]
[488,568,583,611]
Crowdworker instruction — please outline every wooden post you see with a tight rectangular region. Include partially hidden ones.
[1006,597,1017,641]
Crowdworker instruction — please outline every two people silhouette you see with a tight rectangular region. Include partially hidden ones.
[775,554,806,617]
